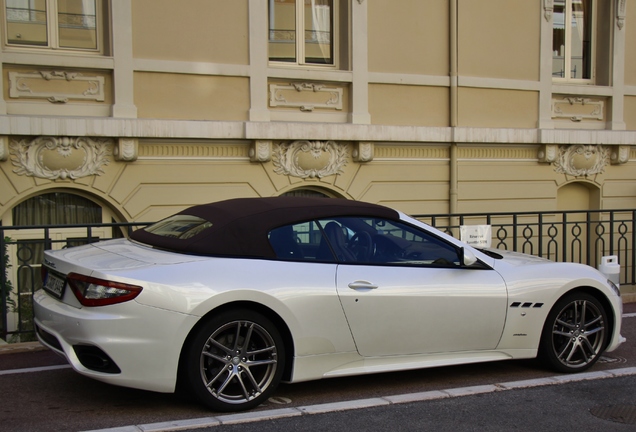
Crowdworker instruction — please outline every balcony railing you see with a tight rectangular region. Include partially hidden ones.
[1,209,634,342]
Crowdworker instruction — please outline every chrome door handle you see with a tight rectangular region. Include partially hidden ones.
[348,280,378,290]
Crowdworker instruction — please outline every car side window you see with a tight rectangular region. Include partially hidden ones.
[368,219,461,266]
[315,217,462,266]
[269,217,461,266]
[268,221,337,262]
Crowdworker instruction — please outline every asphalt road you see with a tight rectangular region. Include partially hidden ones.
[1,302,635,432]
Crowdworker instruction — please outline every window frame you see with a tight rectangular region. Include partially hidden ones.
[552,0,596,84]
[3,0,105,54]
[268,0,340,69]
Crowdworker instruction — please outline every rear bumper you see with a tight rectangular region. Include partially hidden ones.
[33,289,198,393]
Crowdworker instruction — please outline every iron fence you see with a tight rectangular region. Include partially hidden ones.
[1,209,634,342]
[1,222,149,343]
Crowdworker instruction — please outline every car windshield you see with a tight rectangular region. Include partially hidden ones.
[144,215,213,239]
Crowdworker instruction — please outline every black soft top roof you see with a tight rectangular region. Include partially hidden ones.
[130,196,399,257]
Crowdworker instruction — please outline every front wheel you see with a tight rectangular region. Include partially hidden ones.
[182,309,285,411]
[539,293,608,373]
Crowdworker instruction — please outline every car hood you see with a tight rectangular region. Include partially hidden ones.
[480,248,552,266]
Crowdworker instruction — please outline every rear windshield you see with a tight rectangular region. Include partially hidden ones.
[143,215,213,240]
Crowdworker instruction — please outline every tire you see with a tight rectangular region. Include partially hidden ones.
[183,309,285,411]
[538,292,608,373]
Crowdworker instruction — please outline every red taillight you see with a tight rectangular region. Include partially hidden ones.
[67,273,143,307]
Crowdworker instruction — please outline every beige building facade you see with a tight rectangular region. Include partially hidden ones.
[0,0,635,228]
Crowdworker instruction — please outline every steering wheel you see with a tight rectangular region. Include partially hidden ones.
[349,232,373,261]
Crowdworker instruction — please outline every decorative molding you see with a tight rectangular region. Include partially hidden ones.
[10,136,111,180]
[0,136,7,162]
[8,71,105,103]
[543,0,554,21]
[610,145,630,165]
[353,142,374,162]
[250,140,272,162]
[269,82,343,112]
[551,97,604,122]
[114,138,138,162]
[538,144,559,163]
[138,143,248,159]
[553,145,609,177]
[458,146,538,160]
[617,0,626,30]
[374,145,448,160]
[273,141,347,178]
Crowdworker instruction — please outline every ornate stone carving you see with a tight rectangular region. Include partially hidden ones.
[250,140,272,163]
[10,136,111,180]
[551,97,604,122]
[553,145,609,177]
[273,141,347,179]
[543,0,554,21]
[617,0,626,30]
[114,138,138,162]
[610,145,630,165]
[353,142,374,162]
[8,70,105,103]
[0,136,7,162]
[538,144,559,163]
[269,82,343,112]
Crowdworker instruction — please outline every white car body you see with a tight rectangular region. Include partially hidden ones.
[33,198,624,411]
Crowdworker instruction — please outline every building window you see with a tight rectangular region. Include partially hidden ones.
[268,0,336,67]
[552,0,593,81]
[4,0,102,52]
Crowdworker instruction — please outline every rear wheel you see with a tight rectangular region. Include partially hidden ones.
[539,293,608,373]
[183,309,285,411]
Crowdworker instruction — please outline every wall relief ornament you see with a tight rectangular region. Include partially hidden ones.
[273,141,347,179]
[617,0,626,29]
[543,0,554,21]
[553,145,609,177]
[8,70,105,103]
[250,140,272,162]
[114,138,138,162]
[10,136,111,180]
[269,82,343,112]
[0,136,7,161]
[353,142,374,162]
[538,144,559,163]
[551,97,604,122]
[610,145,630,165]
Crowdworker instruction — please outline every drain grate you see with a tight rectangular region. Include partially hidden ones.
[590,405,636,425]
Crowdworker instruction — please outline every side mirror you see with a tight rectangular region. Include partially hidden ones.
[461,247,478,267]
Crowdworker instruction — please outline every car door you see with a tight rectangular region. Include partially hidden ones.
[326,217,508,357]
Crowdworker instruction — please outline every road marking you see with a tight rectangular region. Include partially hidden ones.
[80,367,636,432]
[1,310,633,430]
[0,364,71,376]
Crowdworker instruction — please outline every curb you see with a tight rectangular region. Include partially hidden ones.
[0,341,45,354]
[81,367,636,432]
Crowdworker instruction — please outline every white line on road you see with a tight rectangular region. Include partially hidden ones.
[0,364,71,376]
[80,367,636,432]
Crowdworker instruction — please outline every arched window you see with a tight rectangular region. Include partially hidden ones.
[4,192,121,340]
[281,188,334,199]
[12,192,101,225]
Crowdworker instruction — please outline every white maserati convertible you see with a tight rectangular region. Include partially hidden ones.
[34,197,624,411]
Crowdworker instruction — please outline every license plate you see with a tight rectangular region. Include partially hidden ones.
[44,272,66,299]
